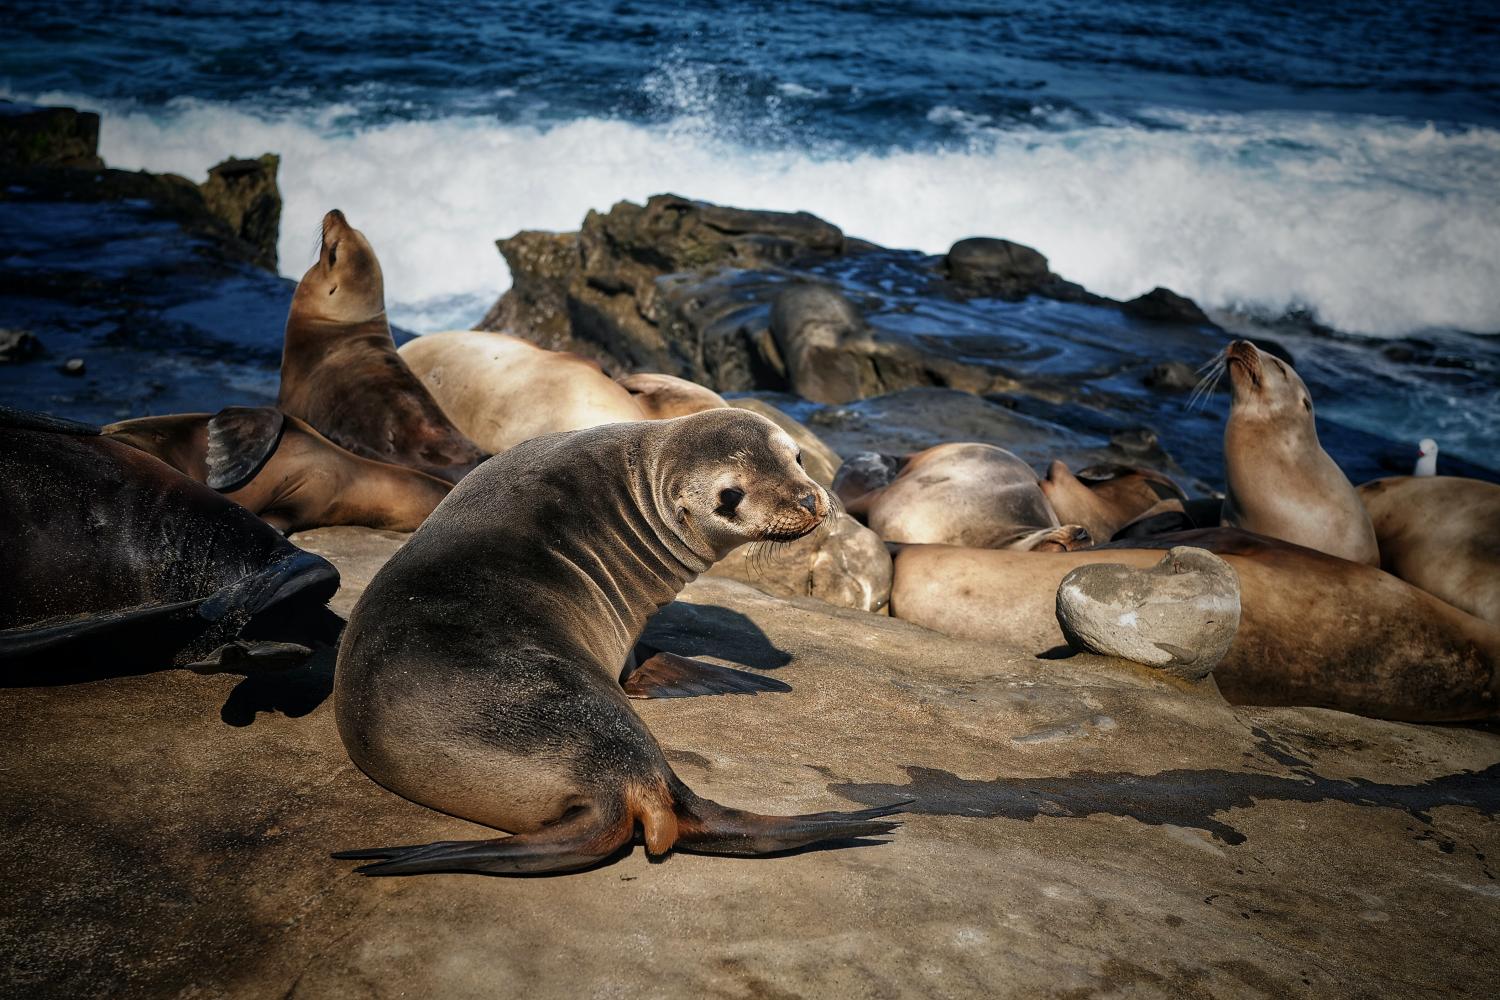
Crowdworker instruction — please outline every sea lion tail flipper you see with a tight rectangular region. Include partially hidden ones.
[622,651,791,699]
[205,406,285,491]
[332,805,635,877]
[671,790,907,856]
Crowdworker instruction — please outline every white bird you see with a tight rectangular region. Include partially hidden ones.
[1414,438,1438,476]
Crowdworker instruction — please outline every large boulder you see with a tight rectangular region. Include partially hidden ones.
[199,155,282,272]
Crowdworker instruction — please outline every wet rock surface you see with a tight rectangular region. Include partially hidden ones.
[3,526,1498,998]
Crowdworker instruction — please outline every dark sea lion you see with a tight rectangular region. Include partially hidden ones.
[1216,340,1378,565]
[617,371,728,418]
[1358,475,1500,626]
[278,211,487,483]
[333,409,902,876]
[1040,460,1187,543]
[889,528,1500,722]
[104,407,451,533]
[400,330,645,453]
[0,406,339,676]
[840,442,1090,551]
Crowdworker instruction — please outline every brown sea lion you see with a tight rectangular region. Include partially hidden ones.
[278,210,487,483]
[0,405,339,675]
[399,330,646,453]
[888,528,1500,722]
[103,407,451,534]
[1217,340,1378,565]
[1040,461,1188,544]
[1358,475,1500,626]
[617,372,728,418]
[837,442,1090,550]
[727,398,842,490]
[333,409,902,876]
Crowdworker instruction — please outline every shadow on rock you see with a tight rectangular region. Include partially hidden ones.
[642,602,793,670]
[219,644,336,727]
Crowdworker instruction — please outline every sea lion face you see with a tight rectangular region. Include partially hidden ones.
[292,209,386,325]
[1225,340,1314,427]
[662,410,829,559]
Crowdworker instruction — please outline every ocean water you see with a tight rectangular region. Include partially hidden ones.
[5,0,1499,459]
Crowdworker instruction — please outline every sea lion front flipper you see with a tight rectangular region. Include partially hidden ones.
[205,406,286,492]
[184,639,313,675]
[621,651,791,699]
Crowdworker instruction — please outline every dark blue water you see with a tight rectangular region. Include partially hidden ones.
[4,0,1498,460]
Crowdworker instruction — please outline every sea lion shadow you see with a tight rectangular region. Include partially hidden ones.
[640,602,793,671]
[220,643,338,727]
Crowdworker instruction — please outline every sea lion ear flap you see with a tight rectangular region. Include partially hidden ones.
[205,406,286,492]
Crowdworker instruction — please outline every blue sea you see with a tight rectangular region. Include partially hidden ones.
[5,0,1499,459]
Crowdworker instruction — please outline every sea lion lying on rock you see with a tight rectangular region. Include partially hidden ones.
[0,406,339,675]
[706,508,893,613]
[1040,461,1189,544]
[617,372,728,418]
[103,407,450,533]
[1358,475,1500,626]
[401,330,646,453]
[890,528,1500,722]
[836,443,1090,551]
[278,210,487,483]
[333,409,902,876]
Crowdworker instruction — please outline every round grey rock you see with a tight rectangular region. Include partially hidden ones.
[1055,546,1241,680]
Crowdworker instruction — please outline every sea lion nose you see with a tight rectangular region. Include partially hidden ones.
[798,493,819,514]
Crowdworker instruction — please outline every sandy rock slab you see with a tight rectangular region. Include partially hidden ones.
[3,526,1498,999]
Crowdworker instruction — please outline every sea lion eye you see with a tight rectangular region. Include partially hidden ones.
[717,488,745,516]
[328,242,339,267]
[1302,397,1312,412]
[795,451,804,468]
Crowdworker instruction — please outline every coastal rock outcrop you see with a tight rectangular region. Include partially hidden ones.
[200,154,282,271]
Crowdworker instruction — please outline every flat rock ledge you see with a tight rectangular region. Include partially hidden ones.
[3,526,1497,999]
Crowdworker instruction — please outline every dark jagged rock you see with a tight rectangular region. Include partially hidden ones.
[944,237,1050,299]
[0,329,40,363]
[0,103,103,169]
[200,154,282,271]
[1122,286,1215,326]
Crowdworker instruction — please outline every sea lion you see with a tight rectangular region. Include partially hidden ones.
[399,329,646,453]
[617,372,728,418]
[728,397,842,490]
[333,409,902,876]
[1039,461,1188,544]
[706,508,893,613]
[278,210,487,483]
[888,528,1500,722]
[838,443,1090,550]
[1216,340,1378,565]
[1358,476,1500,626]
[0,405,339,675]
[103,407,451,534]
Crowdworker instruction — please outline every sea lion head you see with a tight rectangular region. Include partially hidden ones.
[1225,340,1314,428]
[292,209,386,325]
[656,409,829,560]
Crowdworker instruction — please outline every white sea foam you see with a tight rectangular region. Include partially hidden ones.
[11,88,1500,336]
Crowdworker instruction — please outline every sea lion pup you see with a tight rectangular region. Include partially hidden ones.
[1040,461,1188,543]
[333,409,903,876]
[0,405,339,674]
[836,443,1090,551]
[888,529,1500,722]
[617,372,728,418]
[1215,340,1378,565]
[278,210,487,483]
[1358,476,1500,626]
[399,329,647,453]
[103,407,451,533]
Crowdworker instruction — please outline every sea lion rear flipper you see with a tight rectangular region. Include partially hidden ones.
[621,651,791,699]
[205,406,285,492]
[673,796,908,856]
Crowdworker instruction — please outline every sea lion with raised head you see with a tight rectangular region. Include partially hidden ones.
[399,329,647,454]
[104,407,451,533]
[1358,475,1500,626]
[0,405,340,675]
[888,528,1500,722]
[837,442,1090,550]
[333,409,902,876]
[278,211,487,483]
[1215,340,1378,565]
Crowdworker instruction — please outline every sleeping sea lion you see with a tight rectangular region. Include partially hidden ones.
[1358,475,1500,626]
[888,528,1500,722]
[0,406,339,675]
[103,407,451,533]
[333,409,902,876]
[1040,461,1188,544]
[1216,340,1378,565]
[399,330,646,453]
[278,210,487,483]
[617,372,728,418]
